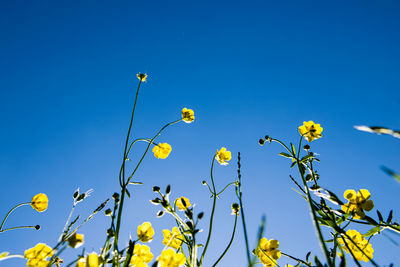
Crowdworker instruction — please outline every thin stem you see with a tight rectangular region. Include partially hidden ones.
[113,119,182,266]
[199,156,216,266]
[0,225,37,233]
[212,214,238,267]
[0,202,30,231]
[119,80,142,187]
[59,204,76,241]
[281,252,311,267]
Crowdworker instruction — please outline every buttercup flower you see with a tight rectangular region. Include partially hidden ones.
[152,143,172,159]
[137,73,148,82]
[24,243,53,267]
[298,121,323,142]
[31,193,48,212]
[157,248,186,267]
[215,147,231,165]
[255,238,281,267]
[130,244,153,267]
[338,229,374,262]
[231,203,240,215]
[76,258,85,267]
[67,233,84,248]
[86,252,100,267]
[181,108,195,123]
[162,227,184,249]
[341,189,374,219]
[175,197,191,211]
[137,222,155,243]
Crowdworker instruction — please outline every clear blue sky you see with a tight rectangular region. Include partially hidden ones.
[1,0,399,266]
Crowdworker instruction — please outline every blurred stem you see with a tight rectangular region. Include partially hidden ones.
[199,156,216,266]
[0,202,30,232]
[212,214,238,267]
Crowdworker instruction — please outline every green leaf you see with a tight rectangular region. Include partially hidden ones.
[0,252,9,259]
[278,152,293,159]
[363,226,381,237]
[377,210,383,222]
[364,216,379,226]
[129,181,143,185]
[381,166,400,183]
[290,143,296,156]
[387,210,393,223]
[300,154,314,163]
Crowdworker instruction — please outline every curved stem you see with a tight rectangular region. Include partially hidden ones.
[113,119,182,266]
[212,215,238,267]
[199,156,216,266]
[0,225,37,233]
[0,202,30,231]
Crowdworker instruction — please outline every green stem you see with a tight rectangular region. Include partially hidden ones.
[281,252,311,266]
[0,225,37,233]
[212,215,238,267]
[0,202,30,231]
[113,120,181,266]
[199,156,216,266]
[295,136,333,267]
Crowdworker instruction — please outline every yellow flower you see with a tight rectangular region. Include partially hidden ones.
[157,248,186,267]
[215,147,231,165]
[76,258,85,267]
[175,197,191,211]
[24,243,53,267]
[86,252,100,267]
[152,143,172,159]
[130,244,153,267]
[338,229,374,262]
[255,238,281,267]
[31,193,48,212]
[231,203,240,215]
[341,189,374,219]
[162,227,183,249]
[137,73,148,82]
[298,121,323,142]
[67,233,84,248]
[137,222,155,243]
[181,108,195,123]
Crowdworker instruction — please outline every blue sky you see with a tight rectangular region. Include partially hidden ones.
[1,0,399,266]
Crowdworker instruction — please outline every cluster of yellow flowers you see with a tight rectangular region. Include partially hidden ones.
[24,243,53,267]
[339,229,374,262]
[341,189,374,219]
[255,238,281,267]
